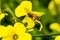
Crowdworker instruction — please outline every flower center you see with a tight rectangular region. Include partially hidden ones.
[13,34,18,40]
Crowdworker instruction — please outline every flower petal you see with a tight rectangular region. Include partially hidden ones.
[0,13,5,20]
[14,22,26,35]
[55,35,60,40]
[0,25,7,37]
[0,25,8,37]
[49,23,60,31]
[15,5,27,17]
[0,25,14,38]
[48,1,55,10]
[18,33,32,40]
[20,1,32,12]
[31,11,44,16]
[2,36,13,40]
[22,16,35,29]
[7,25,14,35]
[48,1,57,16]
[54,0,60,5]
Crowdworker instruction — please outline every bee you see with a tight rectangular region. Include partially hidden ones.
[28,13,41,21]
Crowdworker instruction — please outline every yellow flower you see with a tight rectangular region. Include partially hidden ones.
[55,35,60,40]
[48,1,57,16]
[15,1,44,29]
[49,23,60,32]
[0,22,32,40]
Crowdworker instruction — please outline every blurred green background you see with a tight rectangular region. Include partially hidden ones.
[1,0,60,40]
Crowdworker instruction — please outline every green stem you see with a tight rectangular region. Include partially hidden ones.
[32,33,60,37]
[8,9,17,19]
[8,8,21,22]
[35,20,43,31]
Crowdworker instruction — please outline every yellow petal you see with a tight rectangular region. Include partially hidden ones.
[2,36,13,40]
[0,25,14,38]
[54,0,60,5]
[48,1,55,10]
[0,13,5,20]
[20,1,32,12]
[49,23,60,31]
[22,16,35,29]
[48,1,57,16]
[7,25,14,35]
[14,22,26,35]
[18,33,32,40]
[31,11,44,16]
[15,5,27,17]
[0,25,8,37]
[55,35,60,40]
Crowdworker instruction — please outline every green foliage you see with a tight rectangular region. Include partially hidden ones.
[1,0,60,40]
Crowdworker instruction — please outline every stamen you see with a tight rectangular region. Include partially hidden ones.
[13,34,18,40]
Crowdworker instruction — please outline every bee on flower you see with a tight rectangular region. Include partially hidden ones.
[15,1,44,31]
[28,13,41,21]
